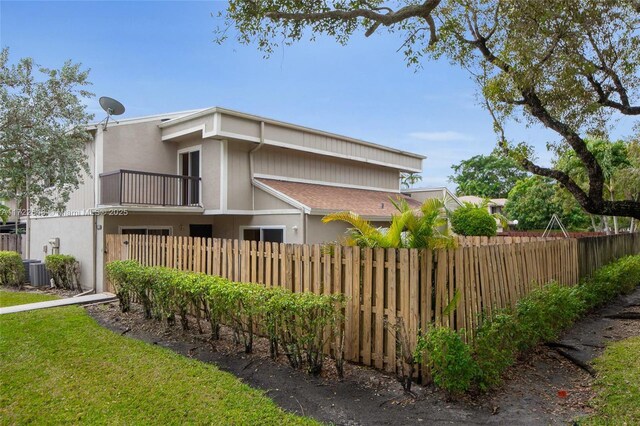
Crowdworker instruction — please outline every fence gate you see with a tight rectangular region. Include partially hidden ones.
[104,234,130,292]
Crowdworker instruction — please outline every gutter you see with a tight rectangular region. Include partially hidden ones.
[249,122,266,210]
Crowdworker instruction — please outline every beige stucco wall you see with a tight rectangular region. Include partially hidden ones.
[103,212,304,243]
[103,120,176,175]
[305,215,390,245]
[253,187,296,210]
[29,215,94,290]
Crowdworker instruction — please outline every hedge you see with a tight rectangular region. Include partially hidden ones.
[106,261,345,376]
[450,204,497,237]
[415,254,640,393]
[45,254,81,291]
[0,251,25,287]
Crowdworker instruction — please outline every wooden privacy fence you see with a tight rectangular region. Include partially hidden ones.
[577,233,640,279]
[0,234,23,255]
[104,233,633,375]
[455,235,559,246]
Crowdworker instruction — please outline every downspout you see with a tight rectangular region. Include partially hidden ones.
[249,121,266,210]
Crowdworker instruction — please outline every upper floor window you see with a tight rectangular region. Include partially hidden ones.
[178,148,200,206]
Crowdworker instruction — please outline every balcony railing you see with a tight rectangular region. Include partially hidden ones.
[99,169,201,207]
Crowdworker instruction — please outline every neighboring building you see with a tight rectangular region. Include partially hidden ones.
[25,107,426,291]
[458,195,506,215]
[403,187,463,211]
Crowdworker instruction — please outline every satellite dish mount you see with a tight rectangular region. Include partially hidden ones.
[99,96,126,130]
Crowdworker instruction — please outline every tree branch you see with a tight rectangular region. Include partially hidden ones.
[265,0,441,41]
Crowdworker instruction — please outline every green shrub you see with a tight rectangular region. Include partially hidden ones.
[105,260,139,312]
[105,260,345,376]
[450,204,497,236]
[514,282,585,349]
[576,255,640,310]
[268,290,345,375]
[472,310,520,390]
[415,327,476,394]
[45,254,80,291]
[0,251,25,287]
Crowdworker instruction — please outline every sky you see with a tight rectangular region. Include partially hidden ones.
[1,1,636,190]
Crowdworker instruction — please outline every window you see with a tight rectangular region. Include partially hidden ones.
[178,147,201,206]
[120,226,172,236]
[241,227,285,243]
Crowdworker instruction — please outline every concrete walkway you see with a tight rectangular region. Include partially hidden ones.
[0,293,117,315]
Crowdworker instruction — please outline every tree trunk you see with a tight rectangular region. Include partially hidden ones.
[610,188,619,234]
[590,215,597,232]
[25,174,30,259]
[602,215,610,234]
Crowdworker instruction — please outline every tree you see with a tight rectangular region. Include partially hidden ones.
[322,197,455,249]
[400,172,422,189]
[555,138,631,233]
[450,202,497,236]
[218,0,640,219]
[504,176,589,231]
[449,154,527,198]
[0,48,94,255]
[0,203,9,224]
[615,139,640,231]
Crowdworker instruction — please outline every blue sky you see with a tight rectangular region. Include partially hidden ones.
[1,1,635,189]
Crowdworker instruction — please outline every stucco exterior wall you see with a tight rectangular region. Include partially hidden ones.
[29,215,94,290]
[103,120,176,175]
[305,215,390,245]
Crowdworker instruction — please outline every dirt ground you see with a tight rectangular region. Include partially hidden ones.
[84,288,640,426]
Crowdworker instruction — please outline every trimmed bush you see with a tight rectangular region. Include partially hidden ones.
[105,260,345,376]
[415,327,476,394]
[470,255,640,391]
[45,254,81,291]
[413,254,640,393]
[450,204,497,236]
[0,251,25,287]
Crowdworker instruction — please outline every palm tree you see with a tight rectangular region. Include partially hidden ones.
[322,197,456,249]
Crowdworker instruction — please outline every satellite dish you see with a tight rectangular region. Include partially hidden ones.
[98,96,125,129]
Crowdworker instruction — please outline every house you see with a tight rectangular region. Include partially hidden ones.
[403,187,463,211]
[26,107,426,291]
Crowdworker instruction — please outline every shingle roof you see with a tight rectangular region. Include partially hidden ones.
[256,178,421,218]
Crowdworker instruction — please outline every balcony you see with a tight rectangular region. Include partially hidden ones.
[99,169,201,207]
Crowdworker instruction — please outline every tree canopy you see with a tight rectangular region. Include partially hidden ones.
[504,176,589,230]
[449,154,527,198]
[0,48,94,214]
[218,0,640,219]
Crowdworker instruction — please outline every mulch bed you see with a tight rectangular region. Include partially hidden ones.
[83,289,640,425]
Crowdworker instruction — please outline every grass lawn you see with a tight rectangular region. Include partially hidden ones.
[0,289,58,307]
[585,336,640,425]
[0,298,316,425]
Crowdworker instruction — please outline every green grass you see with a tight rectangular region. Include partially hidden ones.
[0,302,317,425]
[0,289,59,307]
[584,336,640,425]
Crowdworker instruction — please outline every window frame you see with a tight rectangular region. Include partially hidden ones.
[118,226,173,236]
[239,225,286,243]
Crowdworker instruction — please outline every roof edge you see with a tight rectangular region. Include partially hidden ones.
[159,106,426,161]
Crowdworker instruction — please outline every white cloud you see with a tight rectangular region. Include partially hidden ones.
[408,131,475,142]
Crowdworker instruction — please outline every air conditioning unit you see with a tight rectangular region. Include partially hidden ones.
[29,263,50,287]
[22,259,41,284]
